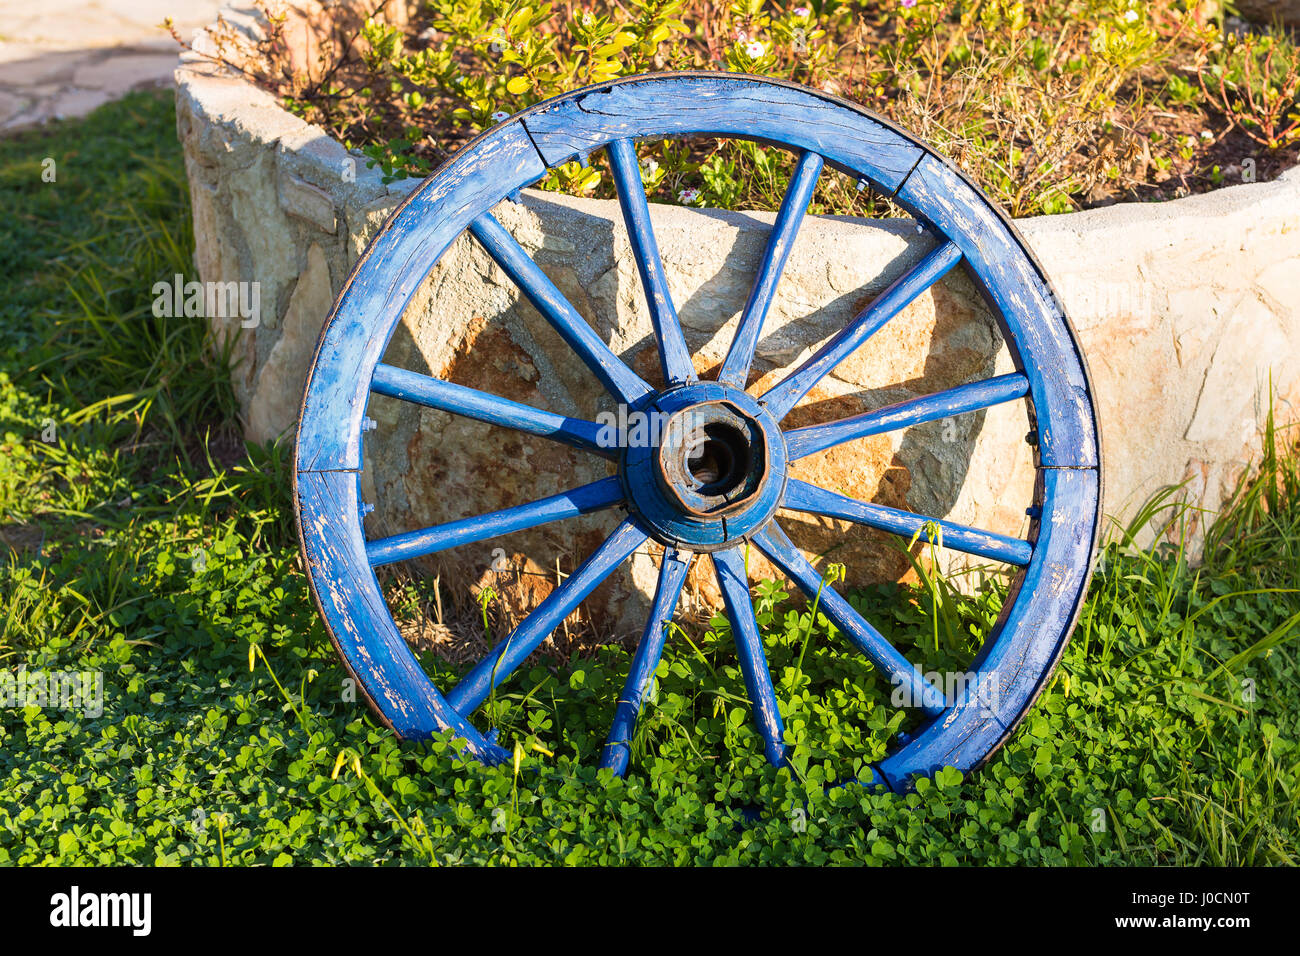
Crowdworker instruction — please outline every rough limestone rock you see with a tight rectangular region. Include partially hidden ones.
[175,39,1300,638]
[247,243,333,443]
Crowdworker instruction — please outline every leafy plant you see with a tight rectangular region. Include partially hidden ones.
[170,0,1300,217]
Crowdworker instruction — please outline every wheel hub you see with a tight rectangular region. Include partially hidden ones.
[658,401,767,514]
[621,383,787,551]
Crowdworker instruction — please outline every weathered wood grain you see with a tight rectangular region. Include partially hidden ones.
[521,73,923,193]
[782,372,1029,460]
[371,362,614,457]
[782,478,1033,567]
[606,137,696,385]
[296,469,510,763]
[365,476,624,567]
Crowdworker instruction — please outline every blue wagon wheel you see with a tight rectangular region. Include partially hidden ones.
[294,73,1101,792]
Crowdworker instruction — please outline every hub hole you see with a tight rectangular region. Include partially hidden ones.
[687,424,748,495]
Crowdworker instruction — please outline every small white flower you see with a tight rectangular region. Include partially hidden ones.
[794,6,811,16]
[677,187,700,204]
[1200,130,1214,141]
[581,11,593,26]
[642,158,659,177]
[1123,9,1138,22]
[745,40,766,58]
[490,110,510,123]
[735,29,748,42]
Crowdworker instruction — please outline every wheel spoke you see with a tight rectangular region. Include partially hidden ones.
[718,150,824,388]
[783,479,1032,566]
[761,240,963,419]
[372,362,616,458]
[783,371,1029,460]
[753,523,947,716]
[599,547,692,775]
[444,517,646,716]
[365,476,624,568]
[606,138,696,386]
[711,547,786,766]
[469,212,653,406]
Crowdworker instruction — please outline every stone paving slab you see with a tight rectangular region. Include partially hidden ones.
[0,0,222,131]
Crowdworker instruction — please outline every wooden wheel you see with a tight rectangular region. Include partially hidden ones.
[294,73,1102,791]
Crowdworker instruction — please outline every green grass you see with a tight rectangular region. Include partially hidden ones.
[1,91,1299,866]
